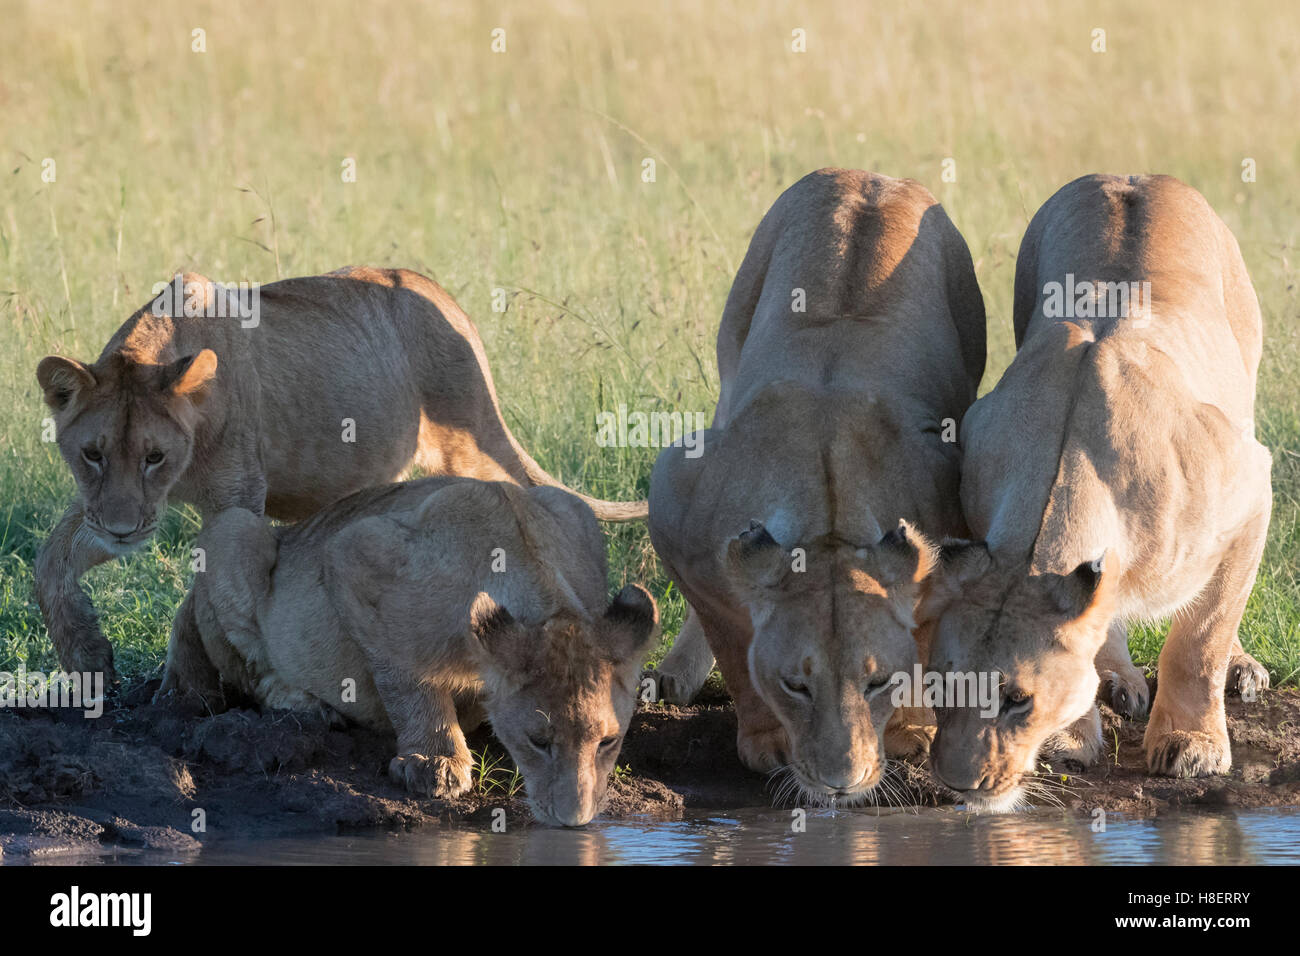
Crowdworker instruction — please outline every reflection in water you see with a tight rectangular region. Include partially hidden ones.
[160,806,1300,866]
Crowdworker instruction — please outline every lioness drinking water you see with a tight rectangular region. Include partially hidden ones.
[648,169,986,802]
[185,476,658,827]
[34,267,646,694]
[922,174,1272,810]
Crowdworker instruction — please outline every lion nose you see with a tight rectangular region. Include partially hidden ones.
[101,518,139,538]
[552,800,595,828]
[930,740,983,792]
[98,497,141,537]
[550,781,597,827]
[820,766,870,791]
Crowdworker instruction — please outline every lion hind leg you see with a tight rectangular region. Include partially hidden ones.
[157,590,223,708]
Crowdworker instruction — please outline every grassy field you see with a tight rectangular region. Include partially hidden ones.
[1,0,1297,686]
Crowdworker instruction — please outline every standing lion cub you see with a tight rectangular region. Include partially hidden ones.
[923,174,1272,810]
[185,476,658,828]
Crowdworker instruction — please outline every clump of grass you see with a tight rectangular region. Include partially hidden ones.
[471,746,524,798]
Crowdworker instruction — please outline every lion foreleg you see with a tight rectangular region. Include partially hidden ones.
[1145,509,1269,777]
[1095,620,1150,719]
[648,605,716,705]
[375,669,474,799]
[35,501,119,681]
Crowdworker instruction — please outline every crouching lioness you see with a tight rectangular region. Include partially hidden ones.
[649,169,987,802]
[923,174,1272,810]
[186,477,658,827]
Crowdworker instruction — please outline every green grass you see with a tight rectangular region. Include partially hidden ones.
[471,746,525,798]
[1,0,1297,685]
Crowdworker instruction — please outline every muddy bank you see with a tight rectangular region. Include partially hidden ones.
[1,676,1297,861]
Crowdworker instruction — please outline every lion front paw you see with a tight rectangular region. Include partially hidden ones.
[1042,706,1103,771]
[885,708,935,758]
[644,666,701,706]
[1099,663,1150,719]
[736,723,790,774]
[1144,729,1230,777]
[65,634,117,687]
[1226,652,1270,699]
[389,752,473,798]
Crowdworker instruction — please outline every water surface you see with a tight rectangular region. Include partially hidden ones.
[90,805,1300,865]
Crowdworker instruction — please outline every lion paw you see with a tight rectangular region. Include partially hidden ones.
[643,666,700,706]
[389,752,473,798]
[1226,652,1270,699]
[736,724,791,773]
[1145,728,1230,777]
[67,640,118,688]
[1099,663,1150,719]
[153,676,225,716]
[884,709,935,758]
[1042,706,1103,770]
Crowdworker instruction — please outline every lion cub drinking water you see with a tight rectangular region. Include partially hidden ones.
[922,175,1272,810]
[183,477,658,827]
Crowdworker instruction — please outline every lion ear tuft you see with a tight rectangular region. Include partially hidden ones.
[916,539,992,624]
[1048,552,1110,619]
[875,519,937,585]
[163,349,218,401]
[603,584,659,665]
[467,592,525,667]
[724,520,788,587]
[36,356,95,411]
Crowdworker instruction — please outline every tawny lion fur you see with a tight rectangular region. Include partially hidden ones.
[34,267,645,692]
[648,169,986,802]
[922,174,1272,810]
[188,477,657,827]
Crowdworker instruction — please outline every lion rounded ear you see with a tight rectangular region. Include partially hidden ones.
[873,519,938,585]
[916,539,991,623]
[725,520,788,587]
[604,584,660,664]
[467,592,525,668]
[1047,552,1109,619]
[162,349,218,401]
[36,356,95,411]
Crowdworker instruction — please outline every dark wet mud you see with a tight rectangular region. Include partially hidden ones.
[2,676,1296,861]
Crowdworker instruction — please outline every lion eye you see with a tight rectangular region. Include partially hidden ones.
[865,674,891,699]
[780,677,811,700]
[81,447,103,465]
[527,734,552,755]
[145,450,165,466]
[598,735,620,752]
[1003,690,1033,716]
